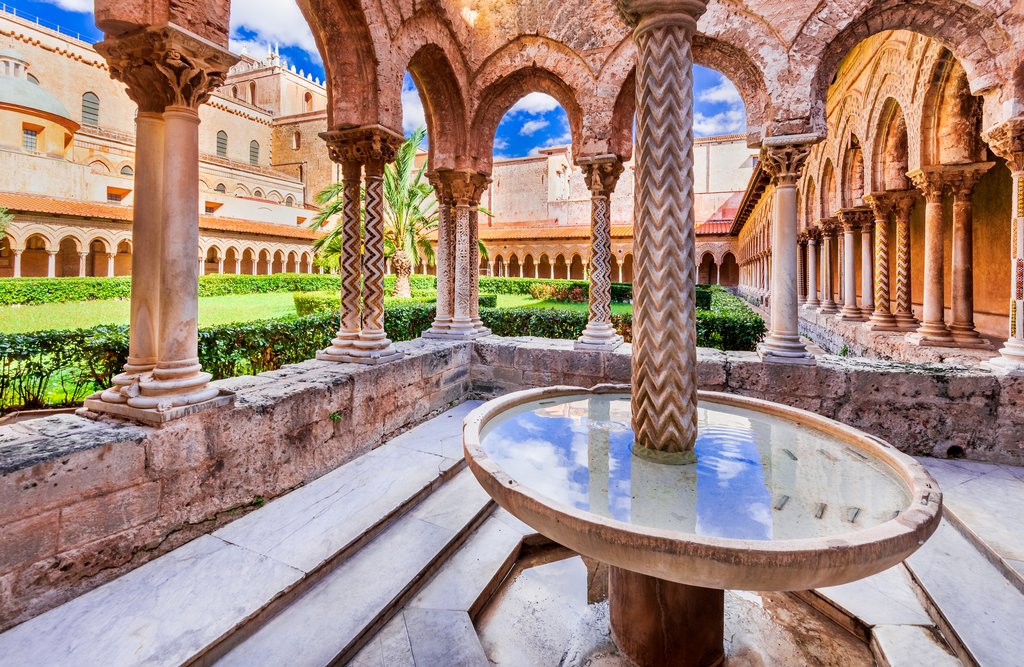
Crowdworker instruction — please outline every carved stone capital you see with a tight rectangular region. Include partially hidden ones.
[945,162,995,200]
[616,0,709,34]
[760,142,814,186]
[320,125,403,170]
[578,154,625,197]
[863,192,897,220]
[804,227,821,243]
[982,118,1024,173]
[96,24,238,113]
[837,207,873,232]
[907,167,948,202]
[434,169,490,207]
[818,217,841,237]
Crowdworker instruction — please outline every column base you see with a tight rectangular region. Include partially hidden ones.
[893,313,920,331]
[982,344,1024,376]
[838,305,866,322]
[318,347,405,365]
[949,324,994,349]
[906,323,956,347]
[758,338,816,365]
[864,311,900,331]
[818,303,839,315]
[423,328,491,341]
[609,566,724,667]
[803,300,821,309]
[576,322,624,351]
[82,389,234,425]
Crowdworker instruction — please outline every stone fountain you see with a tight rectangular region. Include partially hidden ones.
[462,2,942,665]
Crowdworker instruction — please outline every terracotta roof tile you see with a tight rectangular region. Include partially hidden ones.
[0,192,320,241]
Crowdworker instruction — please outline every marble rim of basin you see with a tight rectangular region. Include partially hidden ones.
[463,384,943,592]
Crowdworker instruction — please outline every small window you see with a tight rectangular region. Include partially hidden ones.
[216,131,228,158]
[107,192,123,203]
[27,73,39,85]
[22,128,38,152]
[249,140,260,166]
[205,203,217,214]
[82,92,100,126]
[231,86,239,99]
[285,195,295,207]
[120,165,134,176]
[215,183,226,193]
[292,131,301,150]
[249,81,257,104]
[253,189,264,199]
[304,91,313,113]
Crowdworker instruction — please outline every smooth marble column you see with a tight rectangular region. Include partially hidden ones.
[805,230,820,308]
[860,222,874,317]
[46,251,56,277]
[907,168,954,346]
[838,209,868,321]
[78,252,88,277]
[12,249,21,278]
[948,164,994,347]
[818,220,839,314]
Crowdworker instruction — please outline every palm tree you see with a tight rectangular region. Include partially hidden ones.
[309,127,489,298]
[0,207,11,243]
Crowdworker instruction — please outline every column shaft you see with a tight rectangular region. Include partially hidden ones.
[47,251,56,278]
[860,223,874,316]
[908,169,953,345]
[948,164,993,347]
[319,158,363,359]
[892,195,918,329]
[78,252,88,277]
[865,193,897,330]
[838,209,867,321]
[450,202,474,333]
[805,233,820,307]
[424,176,455,337]
[818,221,839,313]
[12,250,22,278]
[577,156,624,351]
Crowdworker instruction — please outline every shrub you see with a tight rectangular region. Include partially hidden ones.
[478,293,498,309]
[294,291,338,317]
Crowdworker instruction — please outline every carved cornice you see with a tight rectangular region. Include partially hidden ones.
[433,169,490,206]
[577,154,625,197]
[760,142,814,186]
[982,119,1024,173]
[320,125,404,168]
[96,24,238,113]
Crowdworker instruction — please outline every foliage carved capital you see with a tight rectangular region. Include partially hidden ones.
[578,155,625,197]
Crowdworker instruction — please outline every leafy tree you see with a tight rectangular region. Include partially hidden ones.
[309,127,489,298]
[0,206,11,243]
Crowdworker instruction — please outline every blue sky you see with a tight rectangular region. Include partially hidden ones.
[12,0,747,157]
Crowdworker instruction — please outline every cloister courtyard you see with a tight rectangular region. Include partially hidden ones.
[1,0,1023,666]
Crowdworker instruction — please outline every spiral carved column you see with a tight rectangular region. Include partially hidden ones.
[88,26,237,422]
[759,139,816,365]
[621,0,708,464]
[577,155,625,351]
[864,193,898,331]
[983,119,1024,374]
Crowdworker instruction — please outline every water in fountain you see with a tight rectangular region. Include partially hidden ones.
[479,393,911,541]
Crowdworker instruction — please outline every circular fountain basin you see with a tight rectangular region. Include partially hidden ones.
[464,385,942,592]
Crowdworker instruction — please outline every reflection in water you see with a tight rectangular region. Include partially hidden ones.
[479,394,911,541]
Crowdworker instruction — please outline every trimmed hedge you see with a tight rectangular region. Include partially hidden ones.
[294,291,496,317]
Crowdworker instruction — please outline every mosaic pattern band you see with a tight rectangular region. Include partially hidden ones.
[339,161,363,342]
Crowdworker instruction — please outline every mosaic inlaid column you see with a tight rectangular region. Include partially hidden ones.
[838,208,870,321]
[983,119,1024,373]
[577,155,625,351]
[92,26,236,417]
[349,128,404,364]
[446,171,489,338]
[620,0,709,461]
[818,219,839,314]
[423,172,456,338]
[317,133,364,360]
[863,193,898,331]
[468,186,492,336]
[805,228,820,308]
[891,193,918,330]
[907,168,954,346]
[759,138,816,365]
[948,163,994,348]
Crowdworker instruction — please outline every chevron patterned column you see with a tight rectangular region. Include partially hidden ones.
[983,120,1024,374]
[318,150,363,360]
[423,173,456,338]
[577,154,625,351]
[619,0,709,462]
[758,138,816,365]
[863,192,898,331]
[891,194,919,330]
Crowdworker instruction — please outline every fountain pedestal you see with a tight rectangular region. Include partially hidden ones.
[610,567,724,667]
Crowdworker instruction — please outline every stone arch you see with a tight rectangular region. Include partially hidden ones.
[720,251,739,287]
[621,253,634,283]
[234,183,251,197]
[698,251,717,285]
[493,254,504,277]
[920,50,986,167]
[272,249,285,274]
[286,251,298,273]
[840,134,866,208]
[818,158,838,219]
[300,251,312,273]
[523,253,536,279]
[872,97,912,192]
[798,0,1015,136]
[569,253,585,280]
[88,158,112,174]
[803,177,816,228]
[468,37,589,169]
[508,254,520,277]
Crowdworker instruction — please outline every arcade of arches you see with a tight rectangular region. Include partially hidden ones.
[75,0,1023,422]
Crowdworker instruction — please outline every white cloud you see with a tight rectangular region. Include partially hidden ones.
[229,38,271,58]
[402,82,426,134]
[519,119,550,136]
[693,108,746,136]
[494,137,509,151]
[509,93,560,116]
[39,0,92,12]
[230,0,320,60]
[698,77,742,106]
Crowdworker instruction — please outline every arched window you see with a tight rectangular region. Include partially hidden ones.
[285,195,295,207]
[82,92,99,126]
[249,81,257,104]
[292,131,301,150]
[27,73,39,85]
[254,189,264,198]
[231,86,239,99]
[120,165,134,176]
[215,183,226,193]
[303,91,313,113]
[216,131,228,158]
[249,140,260,166]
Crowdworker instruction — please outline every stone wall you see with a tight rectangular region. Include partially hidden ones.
[2,335,1023,631]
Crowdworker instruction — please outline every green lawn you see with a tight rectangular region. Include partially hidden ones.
[496,293,633,314]
[0,292,300,334]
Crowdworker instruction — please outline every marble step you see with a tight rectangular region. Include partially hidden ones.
[215,467,495,667]
[0,403,476,667]
[906,518,1024,667]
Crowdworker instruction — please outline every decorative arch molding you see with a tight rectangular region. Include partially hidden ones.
[796,0,1016,135]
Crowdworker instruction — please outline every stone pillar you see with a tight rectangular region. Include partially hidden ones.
[863,193,898,330]
[317,135,364,360]
[759,138,816,365]
[818,219,839,313]
[444,171,489,339]
[907,168,954,346]
[982,119,1024,374]
[805,228,820,308]
[620,0,709,461]
[838,208,870,321]
[891,193,918,330]
[468,201,490,336]
[577,154,625,351]
[107,253,116,277]
[78,252,88,277]
[797,235,807,304]
[217,257,224,274]
[90,26,237,420]
[12,249,22,278]
[46,251,56,278]
[948,163,994,347]
[423,172,456,338]
[198,256,205,276]
[860,219,874,317]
